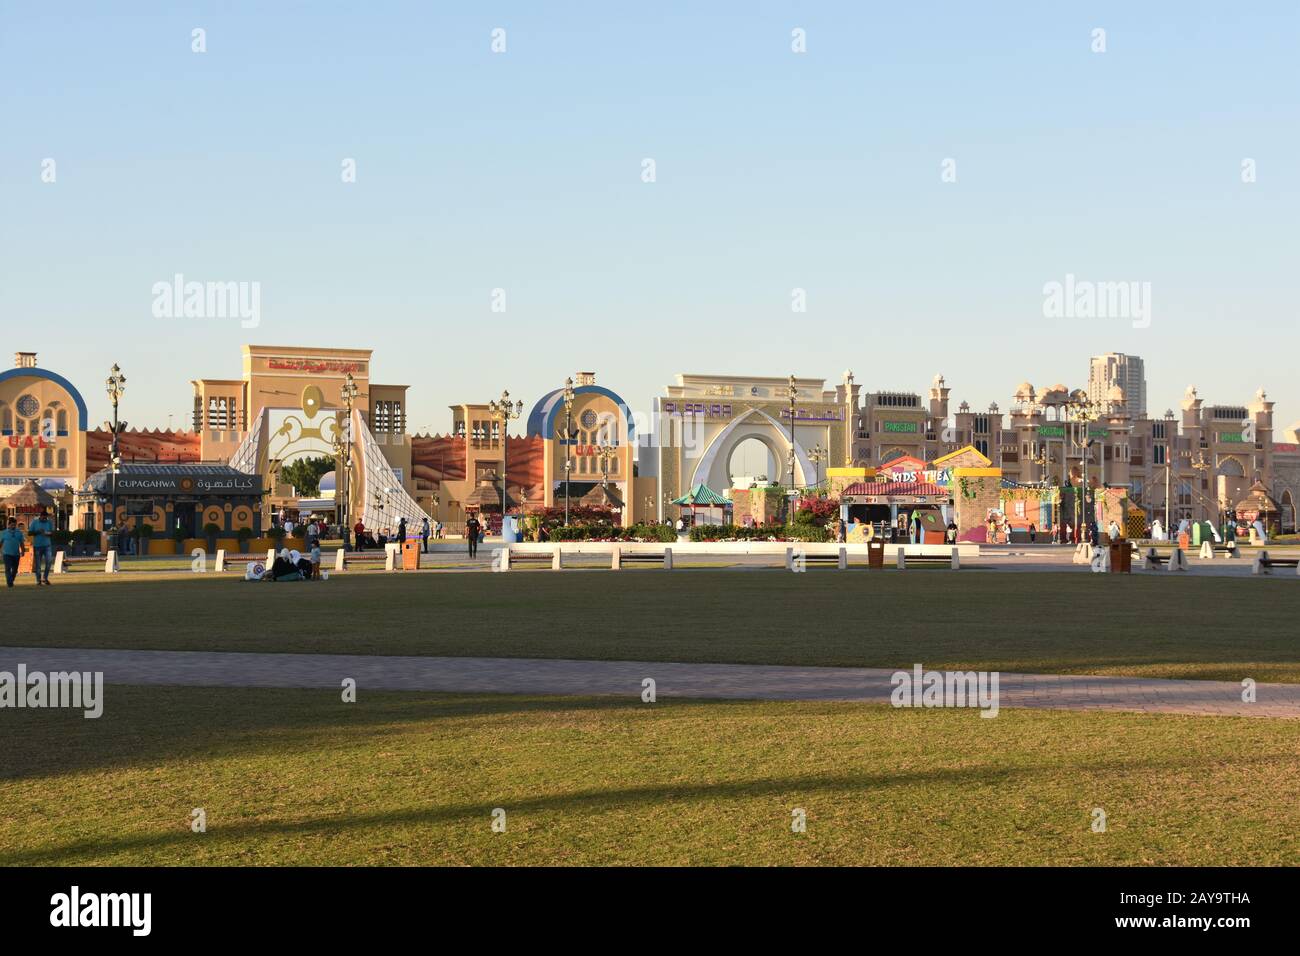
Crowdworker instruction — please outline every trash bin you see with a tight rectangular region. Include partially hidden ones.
[402,536,421,570]
[1108,539,1131,573]
[501,515,521,544]
[868,540,885,569]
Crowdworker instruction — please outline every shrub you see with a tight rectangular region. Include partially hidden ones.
[689,522,831,542]
[550,524,619,542]
[794,496,841,527]
[203,522,223,537]
[626,523,676,542]
[785,521,831,542]
[267,526,286,541]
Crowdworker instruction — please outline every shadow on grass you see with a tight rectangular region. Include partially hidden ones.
[0,762,1076,864]
[0,688,654,784]
[8,746,1291,866]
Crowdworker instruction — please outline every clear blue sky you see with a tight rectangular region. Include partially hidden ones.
[2,2,1297,435]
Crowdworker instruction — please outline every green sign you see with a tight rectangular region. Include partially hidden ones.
[1039,426,1066,438]
[1088,428,1108,438]
[1217,432,1246,443]
[882,421,917,433]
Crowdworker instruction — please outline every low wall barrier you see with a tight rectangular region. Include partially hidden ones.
[501,541,977,571]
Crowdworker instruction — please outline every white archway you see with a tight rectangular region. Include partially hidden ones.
[691,407,813,492]
[728,436,776,485]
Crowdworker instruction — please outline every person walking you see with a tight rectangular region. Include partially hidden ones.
[28,507,55,586]
[420,516,430,553]
[465,514,481,558]
[1028,522,1037,544]
[353,519,365,552]
[397,517,407,547]
[2,517,25,587]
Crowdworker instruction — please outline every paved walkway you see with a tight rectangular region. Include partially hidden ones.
[3,647,1297,718]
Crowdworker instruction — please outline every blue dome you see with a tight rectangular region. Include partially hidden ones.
[0,366,89,431]
[525,385,636,441]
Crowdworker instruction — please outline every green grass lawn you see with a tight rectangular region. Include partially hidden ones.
[2,685,1295,866]
[16,571,1300,682]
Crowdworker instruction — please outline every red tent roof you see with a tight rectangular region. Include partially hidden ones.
[843,481,948,497]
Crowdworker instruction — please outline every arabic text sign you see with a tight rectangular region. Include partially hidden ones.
[112,475,262,496]
[267,359,366,374]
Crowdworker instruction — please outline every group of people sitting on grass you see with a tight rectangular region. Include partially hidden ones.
[251,546,322,582]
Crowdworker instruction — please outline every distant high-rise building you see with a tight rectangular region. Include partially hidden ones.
[1088,353,1147,419]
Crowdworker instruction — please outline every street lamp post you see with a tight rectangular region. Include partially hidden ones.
[562,377,575,526]
[1191,450,1215,525]
[808,442,827,490]
[104,364,127,534]
[1031,445,1054,533]
[786,375,798,493]
[488,389,524,536]
[339,373,359,549]
[1162,409,1175,534]
[1065,390,1101,542]
[595,443,616,490]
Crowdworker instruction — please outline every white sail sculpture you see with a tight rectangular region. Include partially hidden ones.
[351,408,431,531]
[227,405,429,531]
[227,411,265,475]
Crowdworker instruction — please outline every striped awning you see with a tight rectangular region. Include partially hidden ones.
[842,481,947,497]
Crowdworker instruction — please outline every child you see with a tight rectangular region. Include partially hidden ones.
[310,542,322,579]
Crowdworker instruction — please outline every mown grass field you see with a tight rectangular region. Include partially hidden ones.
[2,685,1296,866]
[15,571,1300,682]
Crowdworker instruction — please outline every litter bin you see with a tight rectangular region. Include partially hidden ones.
[1108,539,1131,573]
[402,536,421,570]
[501,515,521,544]
[867,539,885,569]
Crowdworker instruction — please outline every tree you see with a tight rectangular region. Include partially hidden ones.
[280,455,334,497]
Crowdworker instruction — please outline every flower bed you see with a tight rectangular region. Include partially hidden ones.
[689,523,831,543]
[548,523,676,543]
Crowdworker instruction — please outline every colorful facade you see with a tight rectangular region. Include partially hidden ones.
[5,344,1298,538]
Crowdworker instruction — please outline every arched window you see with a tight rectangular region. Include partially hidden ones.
[43,448,53,469]
[16,448,25,468]
[0,404,10,432]
[57,448,68,469]
[56,409,68,433]
[1,448,9,468]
